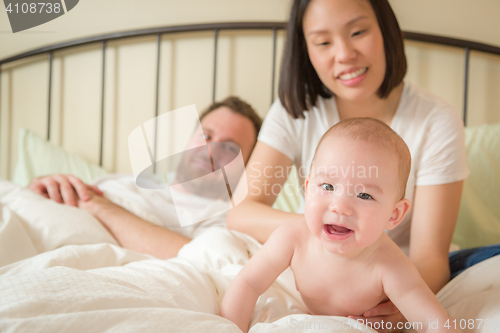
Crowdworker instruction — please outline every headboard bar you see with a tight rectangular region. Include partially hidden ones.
[47,52,53,141]
[271,28,278,106]
[403,32,500,56]
[212,29,219,103]
[2,22,500,66]
[99,41,107,167]
[463,47,470,126]
[0,22,288,66]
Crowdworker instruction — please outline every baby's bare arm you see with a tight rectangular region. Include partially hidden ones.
[220,222,301,332]
[382,255,461,333]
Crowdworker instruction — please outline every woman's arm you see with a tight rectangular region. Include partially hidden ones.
[409,181,464,293]
[79,193,190,259]
[227,141,303,243]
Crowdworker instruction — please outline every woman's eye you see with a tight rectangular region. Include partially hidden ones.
[357,193,373,200]
[316,41,330,46]
[352,30,365,37]
[321,183,334,191]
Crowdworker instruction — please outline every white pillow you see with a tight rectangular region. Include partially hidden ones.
[0,180,118,267]
[12,128,108,186]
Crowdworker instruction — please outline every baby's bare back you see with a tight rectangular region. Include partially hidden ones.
[290,230,401,316]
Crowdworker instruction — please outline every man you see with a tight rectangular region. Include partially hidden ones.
[28,96,262,259]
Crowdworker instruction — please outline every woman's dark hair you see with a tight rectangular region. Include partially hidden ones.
[278,0,407,119]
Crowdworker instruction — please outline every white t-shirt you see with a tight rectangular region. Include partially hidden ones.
[93,174,228,239]
[258,82,470,254]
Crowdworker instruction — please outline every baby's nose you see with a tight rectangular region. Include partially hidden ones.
[329,196,353,217]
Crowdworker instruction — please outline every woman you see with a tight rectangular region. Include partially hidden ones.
[228,0,479,329]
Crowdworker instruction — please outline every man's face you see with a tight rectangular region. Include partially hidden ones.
[175,106,257,199]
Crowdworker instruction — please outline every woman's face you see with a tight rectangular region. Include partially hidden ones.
[303,0,386,102]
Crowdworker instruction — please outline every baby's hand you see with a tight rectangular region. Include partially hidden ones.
[348,300,406,333]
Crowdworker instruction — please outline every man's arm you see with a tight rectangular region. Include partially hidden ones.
[78,193,190,259]
[28,174,189,259]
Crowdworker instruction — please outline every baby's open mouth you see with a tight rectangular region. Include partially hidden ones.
[324,224,352,235]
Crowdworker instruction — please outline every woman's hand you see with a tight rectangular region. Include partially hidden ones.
[227,142,301,243]
[348,300,406,333]
[28,174,103,207]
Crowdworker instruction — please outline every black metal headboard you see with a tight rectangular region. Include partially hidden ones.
[1,22,500,167]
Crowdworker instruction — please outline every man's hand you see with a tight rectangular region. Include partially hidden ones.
[349,300,406,333]
[28,174,103,207]
[77,190,114,218]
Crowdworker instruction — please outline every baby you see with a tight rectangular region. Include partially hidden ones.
[220,118,460,333]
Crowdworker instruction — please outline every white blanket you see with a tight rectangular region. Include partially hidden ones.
[0,180,499,333]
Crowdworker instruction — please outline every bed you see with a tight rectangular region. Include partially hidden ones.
[1,22,500,332]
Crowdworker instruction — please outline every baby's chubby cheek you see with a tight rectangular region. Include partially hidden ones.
[304,197,324,217]
[354,223,383,247]
[304,204,324,232]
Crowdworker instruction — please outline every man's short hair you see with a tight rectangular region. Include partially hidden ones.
[312,118,411,200]
[199,96,263,143]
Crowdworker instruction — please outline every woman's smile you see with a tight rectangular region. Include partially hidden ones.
[336,67,368,86]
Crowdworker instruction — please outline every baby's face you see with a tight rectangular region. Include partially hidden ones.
[304,136,400,255]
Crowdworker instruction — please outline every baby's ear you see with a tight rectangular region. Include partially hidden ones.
[385,198,410,230]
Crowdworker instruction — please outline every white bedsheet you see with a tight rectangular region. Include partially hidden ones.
[0,180,499,333]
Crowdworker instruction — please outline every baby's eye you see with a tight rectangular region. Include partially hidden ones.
[321,183,334,191]
[203,134,210,140]
[357,193,373,200]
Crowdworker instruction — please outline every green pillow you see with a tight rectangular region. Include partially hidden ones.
[12,128,108,187]
[453,123,500,249]
[272,165,301,213]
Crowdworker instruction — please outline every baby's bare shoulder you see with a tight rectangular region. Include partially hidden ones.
[262,218,310,259]
[276,217,309,240]
[265,218,309,261]
[374,237,414,274]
